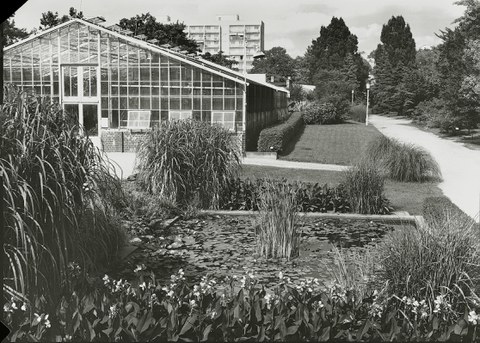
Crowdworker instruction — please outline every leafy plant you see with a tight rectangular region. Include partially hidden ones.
[254,179,300,260]
[0,85,125,305]
[257,111,304,152]
[6,268,480,342]
[136,119,241,209]
[341,160,392,214]
[220,178,350,213]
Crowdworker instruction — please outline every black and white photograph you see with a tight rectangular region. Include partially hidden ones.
[1,0,480,341]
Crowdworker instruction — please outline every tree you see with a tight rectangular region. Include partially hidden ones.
[435,0,480,129]
[372,16,417,115]
[39,7,83,30]
[3,16,29,46]
[119,13,198,53]
[250,46,295,80]
[304,17,368,102]
[201,51,238,70]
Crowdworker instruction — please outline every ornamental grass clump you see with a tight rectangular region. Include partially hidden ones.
[341,160,391,214]
[136,119,240,209]
[366,135,442,182]
[378,209,480,306]
[254,179,300,260]
[0,86,125,304]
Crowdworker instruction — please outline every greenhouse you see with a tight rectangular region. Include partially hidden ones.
[3,18,289,152]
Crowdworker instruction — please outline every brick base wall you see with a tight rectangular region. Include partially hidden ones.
[101,130,245,154]
[101,130,149,152]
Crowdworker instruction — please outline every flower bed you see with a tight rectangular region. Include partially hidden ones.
[5,269,480,342]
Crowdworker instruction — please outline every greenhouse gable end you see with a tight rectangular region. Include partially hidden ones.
[3,18,289,152]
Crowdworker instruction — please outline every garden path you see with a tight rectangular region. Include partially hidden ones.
[103,152,348,180]
[370,115,480,222]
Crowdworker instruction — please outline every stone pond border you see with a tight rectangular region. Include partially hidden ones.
[200,210,425,227]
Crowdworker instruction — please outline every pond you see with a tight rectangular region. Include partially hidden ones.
[112,215,411,288]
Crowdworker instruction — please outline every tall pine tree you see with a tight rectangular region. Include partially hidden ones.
[305,17,369,102]
[372,16,416,114]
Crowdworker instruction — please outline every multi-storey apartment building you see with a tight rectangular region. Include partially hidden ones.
[186,15,264,74]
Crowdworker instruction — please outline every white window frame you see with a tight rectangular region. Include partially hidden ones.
[169,111,192,121]
[211,111,236,132]
[126,110,151,130]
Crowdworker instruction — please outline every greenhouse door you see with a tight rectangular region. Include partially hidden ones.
[61,65,100,137]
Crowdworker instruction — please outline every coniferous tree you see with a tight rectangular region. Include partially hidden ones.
[372,15,416,114]
[305,17,368,103]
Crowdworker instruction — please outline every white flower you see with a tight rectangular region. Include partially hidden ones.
[189,299,196,307]
[44,314,51,328]
[21,303,27,312]
[210,310,217,319]
[469,310,480,325]
[134,264,145,273]
[11,302,17,310]
[139,282,147,291]
[167,290,174,298]
[278,271,284,280]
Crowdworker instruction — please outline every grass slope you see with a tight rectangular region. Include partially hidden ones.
[279,121,383,165]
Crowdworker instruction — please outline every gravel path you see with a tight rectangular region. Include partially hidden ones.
[370,115,480,222]
[102,152,349,180]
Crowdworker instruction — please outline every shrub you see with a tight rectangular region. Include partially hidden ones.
[348,104,367,123]
[254,180,300,260]
[341,160,392,214]
[136,120,241,209]
[220,178,350,213]
[365,135,442,182]
[0,86,125,303]
[303,101,344,125]
[257,111,304,152]
[378,207,480,306]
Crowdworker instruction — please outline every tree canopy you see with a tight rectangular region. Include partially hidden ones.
[39,7,83,30]
[118,13,198,53]
[3,16,29,46]
[303,17,369,103]
[250,46,295,80]
[371,15,417,115]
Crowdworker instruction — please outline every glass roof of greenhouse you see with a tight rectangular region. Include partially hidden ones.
[5,18,289,94]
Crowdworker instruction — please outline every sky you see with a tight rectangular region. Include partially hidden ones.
[12,0,466,58]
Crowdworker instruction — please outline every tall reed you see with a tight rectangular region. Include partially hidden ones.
[136,120,240,209]
[1,86,125,304]
[341,159,389,214]
[254,179,300,260]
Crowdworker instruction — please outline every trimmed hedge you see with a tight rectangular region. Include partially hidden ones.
[423,196,477,228]
[257,112,304,152]
[303,101,344,125]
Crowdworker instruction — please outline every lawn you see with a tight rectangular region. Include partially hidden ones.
[240,165,443,215]
[280,121,383,165]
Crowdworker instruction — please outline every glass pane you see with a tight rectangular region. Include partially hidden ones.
[83,104,98,136]
[64,104,79,123]
[64,67,78,97]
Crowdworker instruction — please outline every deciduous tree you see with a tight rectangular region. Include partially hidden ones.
[250,46,295,80]
[119,13,198,53]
